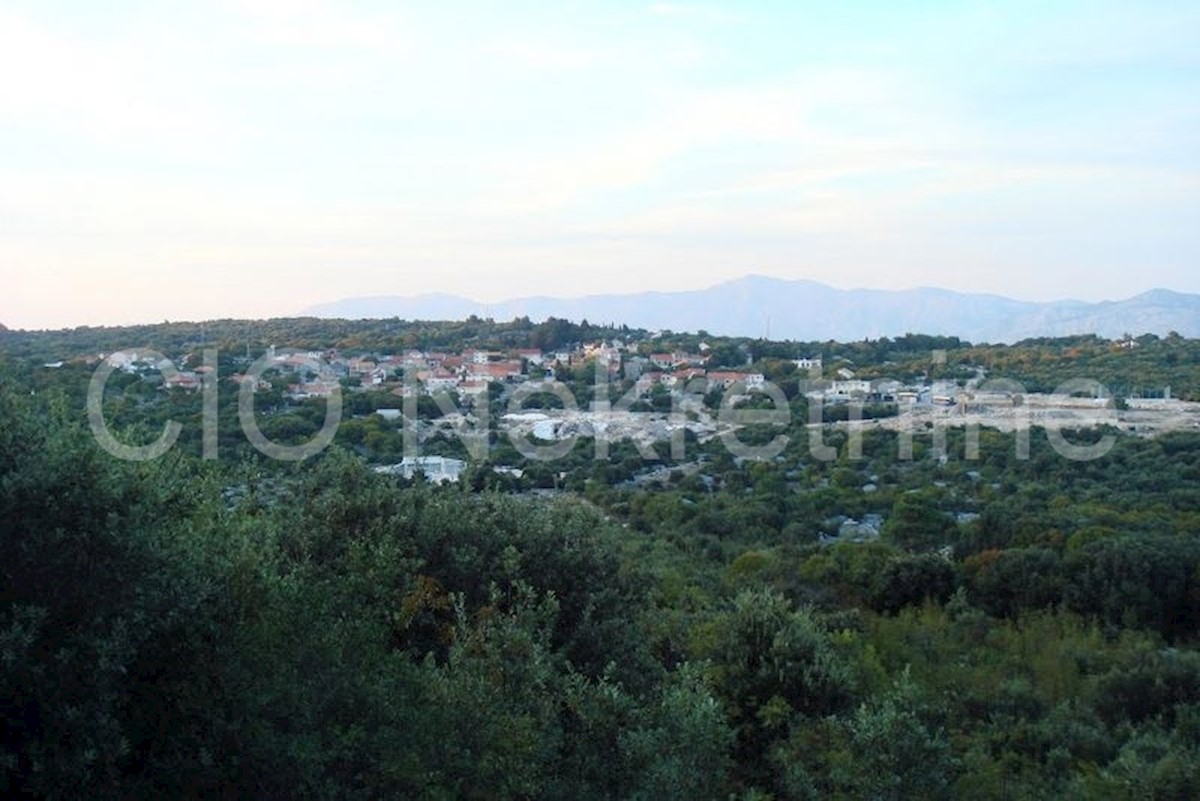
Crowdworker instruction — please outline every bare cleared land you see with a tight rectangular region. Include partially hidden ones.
[474,394,1200,448]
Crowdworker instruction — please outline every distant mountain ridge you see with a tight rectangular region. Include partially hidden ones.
[301,276,1200,343]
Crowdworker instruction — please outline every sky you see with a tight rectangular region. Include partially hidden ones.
[2,0,1198,329]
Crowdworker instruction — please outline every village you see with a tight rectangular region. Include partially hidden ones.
[93,339,967,418]
[92,338,1200,447]
[97,339,775,401]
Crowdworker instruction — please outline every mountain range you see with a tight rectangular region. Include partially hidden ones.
[301,276,1200,343]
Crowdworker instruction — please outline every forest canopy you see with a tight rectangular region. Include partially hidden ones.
[3,320,1200,798]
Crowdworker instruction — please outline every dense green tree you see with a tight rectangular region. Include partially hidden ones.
[699,590,854,790]
[882,491,959,552]
[832,674,956,800]
[1065,535,1200,637]
[963,548,1065,618]
[870,553,959,614]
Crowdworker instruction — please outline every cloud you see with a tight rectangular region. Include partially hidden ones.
[0,9,256,152]
[467,67,920,217]
[2,1,1197,327]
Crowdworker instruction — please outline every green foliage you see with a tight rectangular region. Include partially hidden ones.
[963,547,1065,618]
[619,665,734,801]
[870,553,959,614]
[832,672,956,800]
[697,590,855,789]
[0,383,733,797]
[4,320,1200,798]
[0,388,240,797]
[882,491,959,551]
[1065,535,1200,638]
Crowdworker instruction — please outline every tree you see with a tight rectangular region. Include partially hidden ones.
[832,673,956,800]
[963,548,1064,618]
[619,666,734,800]
[870,554,959,614]
[701,590,854,790]
[0,387,242,796]
[883,492,958,551]
[1065,535,1200,637]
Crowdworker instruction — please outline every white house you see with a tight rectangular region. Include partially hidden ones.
[374,456,465,484]
[423,370,461,391]
[828,379,872,397]
[513,348,544,366]
[464,349,499,365]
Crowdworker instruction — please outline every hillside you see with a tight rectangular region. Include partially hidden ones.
[302,276,1200,343]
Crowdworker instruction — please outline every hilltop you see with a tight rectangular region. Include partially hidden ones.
[303,276,1200,343]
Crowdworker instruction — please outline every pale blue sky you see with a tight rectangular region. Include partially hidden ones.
[2,0,1197,328]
